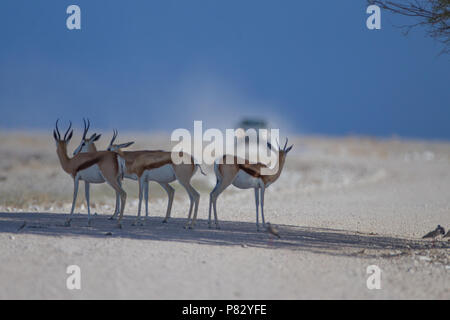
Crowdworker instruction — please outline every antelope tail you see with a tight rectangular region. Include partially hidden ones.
[196,164,207,176]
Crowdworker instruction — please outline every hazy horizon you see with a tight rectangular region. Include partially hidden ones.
[1,1,449,139]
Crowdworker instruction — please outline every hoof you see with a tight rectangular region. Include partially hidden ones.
[162,219,168,224]
[64,220,71,227]
[108,216,116,220]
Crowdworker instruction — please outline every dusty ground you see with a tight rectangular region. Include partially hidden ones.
[0,131,449,299]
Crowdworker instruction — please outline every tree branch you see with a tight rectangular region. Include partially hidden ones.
[368,0,450,54]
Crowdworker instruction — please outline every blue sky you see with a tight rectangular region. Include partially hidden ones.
[0,1,449,139]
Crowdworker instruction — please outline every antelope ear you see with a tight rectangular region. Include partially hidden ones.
[119,141,134,149]
[93,133,102,142]
[285,145,293,154]
[66,130,74,142]
[53,130,58,142]
[115,149,125,158]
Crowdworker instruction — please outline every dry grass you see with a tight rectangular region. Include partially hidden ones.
[1,130,449,213]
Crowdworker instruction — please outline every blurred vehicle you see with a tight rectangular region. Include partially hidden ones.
[236,118,268,132]
[235,117,270,150]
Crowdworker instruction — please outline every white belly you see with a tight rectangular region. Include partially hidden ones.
[232,170,262,189]
[78,165,105,183]
[141,164,176,183]
[124,173,138,180]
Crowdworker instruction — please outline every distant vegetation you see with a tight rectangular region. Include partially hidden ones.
[369,0,450,54]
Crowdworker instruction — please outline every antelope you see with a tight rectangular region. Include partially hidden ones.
[107,130,205,228]
[72,119,122,217]
[209,138,293,231]
[53,120,127,227]
[74,127,183,225]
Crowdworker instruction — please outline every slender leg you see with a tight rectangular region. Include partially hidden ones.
[142,180,149,225]
[210,164,240,229]
[109,192,120,220]
[171,164,203,229]
[260,185,266,229]
[254,188,260,231]
[100,163,126,228]
[108,191,120,220]
[212,196,220,229]
[185,191,194,229]
[209,179,220,228]
[208,195,213,228]
[210,175,236,229]
[109,178,122,220]
[175,178,198,229]
[117,178,123,213]
[114,177,122,219]
[84,182,91,226]
[117,187,127,228]
[134,177,144,226]
[188,185,200,229]
[67,176,80,226]
[160,183,175,223]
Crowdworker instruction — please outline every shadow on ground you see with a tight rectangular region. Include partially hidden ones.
[0,212,447,257]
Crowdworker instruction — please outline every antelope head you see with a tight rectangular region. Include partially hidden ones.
[53,119,74,151]
[107,129,134,156]
[267,137,293,167]
[73,118,102,156]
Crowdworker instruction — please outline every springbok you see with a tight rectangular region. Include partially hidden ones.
[209,138,293,231]
[72,119,122,217]
[76,127,175,224]
[53,120,127,227]
[107,130,205,228]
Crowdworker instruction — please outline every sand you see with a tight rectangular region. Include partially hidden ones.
[0,131,449,299]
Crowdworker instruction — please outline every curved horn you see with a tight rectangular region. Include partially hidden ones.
[283,138,288,151]
[64,121,72,141]
[82,118,90,139]
[110,129,118,146]
[55,119,61,140]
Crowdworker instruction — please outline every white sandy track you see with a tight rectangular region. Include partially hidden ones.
[0,132,449,299]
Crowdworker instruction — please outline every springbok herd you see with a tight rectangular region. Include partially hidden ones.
[53,119,293,230]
